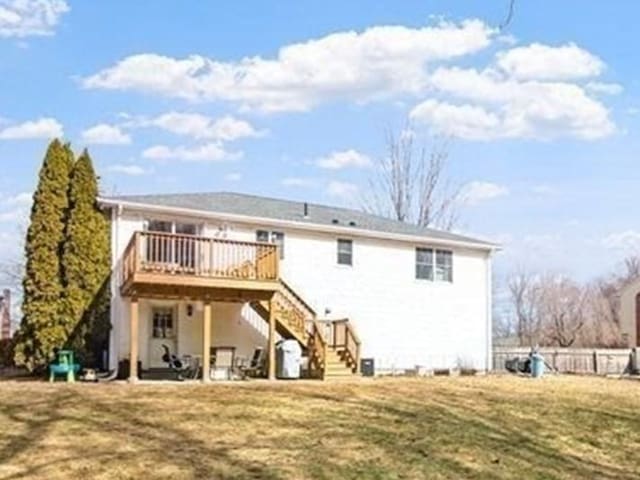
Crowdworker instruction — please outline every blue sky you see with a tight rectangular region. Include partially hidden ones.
[1,0,640,283]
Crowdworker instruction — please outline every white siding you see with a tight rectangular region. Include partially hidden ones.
[109,207,492,372]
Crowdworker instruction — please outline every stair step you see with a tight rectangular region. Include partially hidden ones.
[324,370,355,378]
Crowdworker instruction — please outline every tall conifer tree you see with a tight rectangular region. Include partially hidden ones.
[14,139,73,370]
[61,150,111,366]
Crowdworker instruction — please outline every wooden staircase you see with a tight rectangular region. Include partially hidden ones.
[250,279,361,380]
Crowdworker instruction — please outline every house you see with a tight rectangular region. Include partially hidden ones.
[99,192,498,382]
[619,280,640,348]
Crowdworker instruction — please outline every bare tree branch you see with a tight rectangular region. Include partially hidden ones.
[499,0,516,31]
[364,125,460,230]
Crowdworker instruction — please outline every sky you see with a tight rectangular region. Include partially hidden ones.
[1,0,640,284]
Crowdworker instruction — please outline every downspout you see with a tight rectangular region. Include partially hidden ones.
[99,204,121,381]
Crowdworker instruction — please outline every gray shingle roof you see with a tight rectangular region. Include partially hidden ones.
[103,191,497,248]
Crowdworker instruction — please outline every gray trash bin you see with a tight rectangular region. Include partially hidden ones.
[276,339,302,379]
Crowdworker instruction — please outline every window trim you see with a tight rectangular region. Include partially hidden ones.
[415,247,453,283]
[337,238,353,266]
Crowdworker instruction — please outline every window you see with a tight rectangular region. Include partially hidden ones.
[415,248,433,280]
[145,220,199,267]
[152,308,174,338]
[337,239,353,266]
[256,230,285,259]
[416,248,453,282]
[147,220,172,233]
[256,230,270,243]
[435,250,453,282]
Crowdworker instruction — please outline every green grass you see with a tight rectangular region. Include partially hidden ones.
[0,376,639,479]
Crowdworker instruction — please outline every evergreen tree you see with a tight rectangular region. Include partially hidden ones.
[61,150,111,367]
[14,139,74,370]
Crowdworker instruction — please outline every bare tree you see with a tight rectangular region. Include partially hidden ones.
[537,275,587,347]
[507,270,541,346]
[0,258,24,332]
[365,126,460,230]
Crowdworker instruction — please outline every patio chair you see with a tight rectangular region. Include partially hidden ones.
[210,346,236,380]
[237,347,266,379]
[161,344,199,381]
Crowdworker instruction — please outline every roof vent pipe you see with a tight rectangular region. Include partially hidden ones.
[303,202,309,218]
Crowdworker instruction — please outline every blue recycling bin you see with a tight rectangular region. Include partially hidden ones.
[531,353,545,378]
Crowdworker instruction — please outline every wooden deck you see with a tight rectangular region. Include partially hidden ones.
[120,231,280,300]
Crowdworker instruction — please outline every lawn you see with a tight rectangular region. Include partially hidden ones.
[0,376,639,480]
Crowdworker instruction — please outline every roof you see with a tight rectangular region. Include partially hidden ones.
[100,191,498,250]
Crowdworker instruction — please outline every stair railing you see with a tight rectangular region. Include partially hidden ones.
[318,318,361,374]
[308,320,328,380]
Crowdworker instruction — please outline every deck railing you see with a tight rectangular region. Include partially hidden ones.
[317,318,361,373]
[120,231,279,287]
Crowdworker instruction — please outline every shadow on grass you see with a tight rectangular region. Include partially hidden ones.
[0,381,639,479]
[0,386,285,480]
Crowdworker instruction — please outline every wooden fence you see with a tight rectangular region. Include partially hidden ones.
[493,347,635,375]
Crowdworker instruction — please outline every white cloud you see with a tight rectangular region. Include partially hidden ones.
[82,19,495,112]
[0,117,63,139]
[282,177,315,187]
[316,149,372,170]
[585,81,623,95]
[136,112,263,141]
[107,164,148,176]
[496,43,604,80]
[224,172,242,182]
[81,123,131,145]
[460,181,509,205]
[142,142,241,162]
[410,99,500,141]
[411,65,615,141]
[326,180,358,199]
[3,192,31,207]
[602,230,640,252]
[0,0,69,38]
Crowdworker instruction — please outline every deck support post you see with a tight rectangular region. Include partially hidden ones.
[268,296,276,380]
[129,297,139,383]
[202,301,212,383]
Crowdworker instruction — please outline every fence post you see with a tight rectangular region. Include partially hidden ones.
[592,351,598,375]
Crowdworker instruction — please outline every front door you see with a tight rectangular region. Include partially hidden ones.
[148,307,177,368]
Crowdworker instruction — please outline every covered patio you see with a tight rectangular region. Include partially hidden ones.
[120,231,283,383]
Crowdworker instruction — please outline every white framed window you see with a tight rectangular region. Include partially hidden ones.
[256,230,285,259]
[152,307,174,339]
[416,248,453,282]
[415,247,433,280]
[337,239,353,266]
[435,250,453,282]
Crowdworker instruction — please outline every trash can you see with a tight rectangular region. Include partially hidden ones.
[361,358,375,377]
[530,352,545,378]
[276,339,302,379]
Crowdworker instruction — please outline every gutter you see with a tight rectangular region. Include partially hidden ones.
[98,197,501,252]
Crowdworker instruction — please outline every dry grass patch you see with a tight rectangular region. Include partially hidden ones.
[0,376,639,479]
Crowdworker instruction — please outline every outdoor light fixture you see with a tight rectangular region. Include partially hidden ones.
[187,304,194,317]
